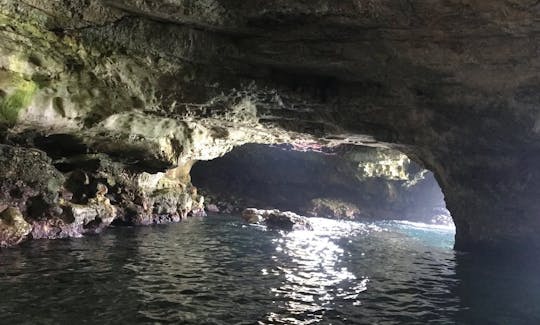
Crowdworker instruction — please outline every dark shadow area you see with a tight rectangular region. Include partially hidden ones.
[452,252,540,324]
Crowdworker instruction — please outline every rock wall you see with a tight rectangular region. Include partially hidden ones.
[1,1,539,252]
[0,143,207,246]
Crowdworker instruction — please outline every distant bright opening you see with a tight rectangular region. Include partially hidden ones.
[191,143,455,247]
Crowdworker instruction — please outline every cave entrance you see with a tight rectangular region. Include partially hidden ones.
[191,143,454,232]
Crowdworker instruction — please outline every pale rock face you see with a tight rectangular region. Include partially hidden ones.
[346,149,414,181]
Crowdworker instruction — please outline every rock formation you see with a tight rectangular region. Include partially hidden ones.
[242,208,313,231]
[0,207,32,247]
[0,1,539,252]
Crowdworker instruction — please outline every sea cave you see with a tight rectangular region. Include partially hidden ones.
[1,1,540,323]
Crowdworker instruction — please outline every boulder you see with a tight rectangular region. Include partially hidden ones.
[0,207,32,247]
[206,204,220,213]
[242,208,313,231]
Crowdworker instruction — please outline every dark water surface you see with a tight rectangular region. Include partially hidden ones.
[1,215,539,324]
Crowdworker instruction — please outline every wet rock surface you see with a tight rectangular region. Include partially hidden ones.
[306,198,362,221]
[242,208,313,231]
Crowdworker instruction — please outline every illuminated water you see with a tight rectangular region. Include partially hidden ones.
[0,215,539,324]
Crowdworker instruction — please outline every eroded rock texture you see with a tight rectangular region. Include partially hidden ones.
[0,1,539,252]
[0,143,205,245]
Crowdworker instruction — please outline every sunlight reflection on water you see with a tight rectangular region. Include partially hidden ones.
[265,218,377,323]
[5,215,539,324]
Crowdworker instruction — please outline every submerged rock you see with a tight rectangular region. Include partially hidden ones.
[242,208,313,231]
[0,207,32,247]
[0,144,208,246]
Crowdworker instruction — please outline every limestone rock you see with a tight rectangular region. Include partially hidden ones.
[242,208,313,231]
[31,184,117,240]
[0,143,208,246]
[0,144,65,211]
[242,208,264,224]
[306,198,361,220]
[0,207,32,247]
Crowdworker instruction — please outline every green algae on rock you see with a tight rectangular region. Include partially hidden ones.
[0,76,37,125]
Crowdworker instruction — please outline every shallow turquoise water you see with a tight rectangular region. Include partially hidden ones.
[0,215,539,324]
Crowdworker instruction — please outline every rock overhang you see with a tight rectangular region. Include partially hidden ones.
[0,1,540,252]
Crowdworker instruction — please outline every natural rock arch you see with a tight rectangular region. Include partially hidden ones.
[1,0,539,252]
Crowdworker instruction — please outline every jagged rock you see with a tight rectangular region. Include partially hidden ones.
[0,144,65,214]
[0,144,207,246]
[0,207,32,247]
[190,207,207,218]
[242,208,313,231]
[31,183,117,240]
[59,154,206,227]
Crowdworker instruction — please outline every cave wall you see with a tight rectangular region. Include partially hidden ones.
[0,1,539,251]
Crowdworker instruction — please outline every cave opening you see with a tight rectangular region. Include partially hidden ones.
[191,143,454,237]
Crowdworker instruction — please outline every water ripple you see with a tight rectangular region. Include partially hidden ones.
[0,216,539,324]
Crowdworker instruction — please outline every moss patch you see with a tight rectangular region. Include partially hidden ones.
[0,80,37,125]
